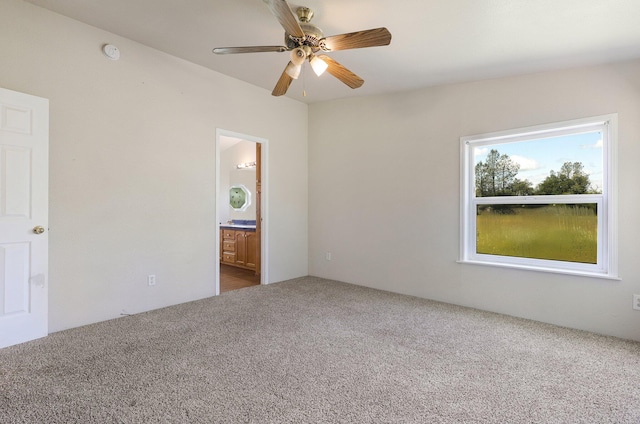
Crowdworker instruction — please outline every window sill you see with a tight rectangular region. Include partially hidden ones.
[457,259,621,281]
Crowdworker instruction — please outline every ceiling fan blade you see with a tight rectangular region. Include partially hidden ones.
[272,62,294,96]
[263,0,305,38]
[321,27,392,51]
[213,46,288,54]
[317,55,364,89]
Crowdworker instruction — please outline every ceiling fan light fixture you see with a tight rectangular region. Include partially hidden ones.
[290,47,306,66]
[310,55,328,76]
[285,62,302,79]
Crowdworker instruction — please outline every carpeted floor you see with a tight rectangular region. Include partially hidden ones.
[1,276,639,423]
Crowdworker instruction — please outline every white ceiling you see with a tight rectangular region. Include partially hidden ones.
[25,0,640,103]
[219,136,243,151]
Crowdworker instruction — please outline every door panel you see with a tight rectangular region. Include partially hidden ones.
[0,243,30,315]
[2,146,31,217]
[245,231,257,270]
[0,87,49,349]
[235,231,246,266]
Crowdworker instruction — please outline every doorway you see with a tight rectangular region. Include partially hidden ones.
[215,129,267,295]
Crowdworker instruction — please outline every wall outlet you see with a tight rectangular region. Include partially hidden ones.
[325,252,332,261]
[633,294,640,311]
[148,274,156,286]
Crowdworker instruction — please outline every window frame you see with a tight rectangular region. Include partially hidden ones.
[460,114,618,279]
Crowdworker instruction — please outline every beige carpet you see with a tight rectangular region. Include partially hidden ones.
[1,276,639,423]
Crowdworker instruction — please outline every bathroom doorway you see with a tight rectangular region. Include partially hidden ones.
[216,129,267,295]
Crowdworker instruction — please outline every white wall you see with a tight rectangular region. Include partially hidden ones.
[309,60,640,342]
[0,0,308,332]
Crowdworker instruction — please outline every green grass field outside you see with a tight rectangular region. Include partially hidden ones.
[476,205,597,264]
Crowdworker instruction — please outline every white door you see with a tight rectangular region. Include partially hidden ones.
[0,87,49,349]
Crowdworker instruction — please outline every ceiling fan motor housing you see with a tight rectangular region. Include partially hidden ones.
[285,24,324,49]
[285,7,324,50]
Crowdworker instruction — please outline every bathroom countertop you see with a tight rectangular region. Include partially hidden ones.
[220,224,256,231]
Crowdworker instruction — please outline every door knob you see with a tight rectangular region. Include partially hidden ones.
[33,226,45,234]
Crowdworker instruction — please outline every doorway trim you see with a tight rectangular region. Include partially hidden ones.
[215,128,268,295]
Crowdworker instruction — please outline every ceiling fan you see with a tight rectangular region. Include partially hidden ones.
[213,0,392,96]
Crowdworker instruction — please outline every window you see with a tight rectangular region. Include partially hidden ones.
[229,184,252,211]
[460,115,617,278]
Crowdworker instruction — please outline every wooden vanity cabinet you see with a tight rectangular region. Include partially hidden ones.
[220,228,257,271]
